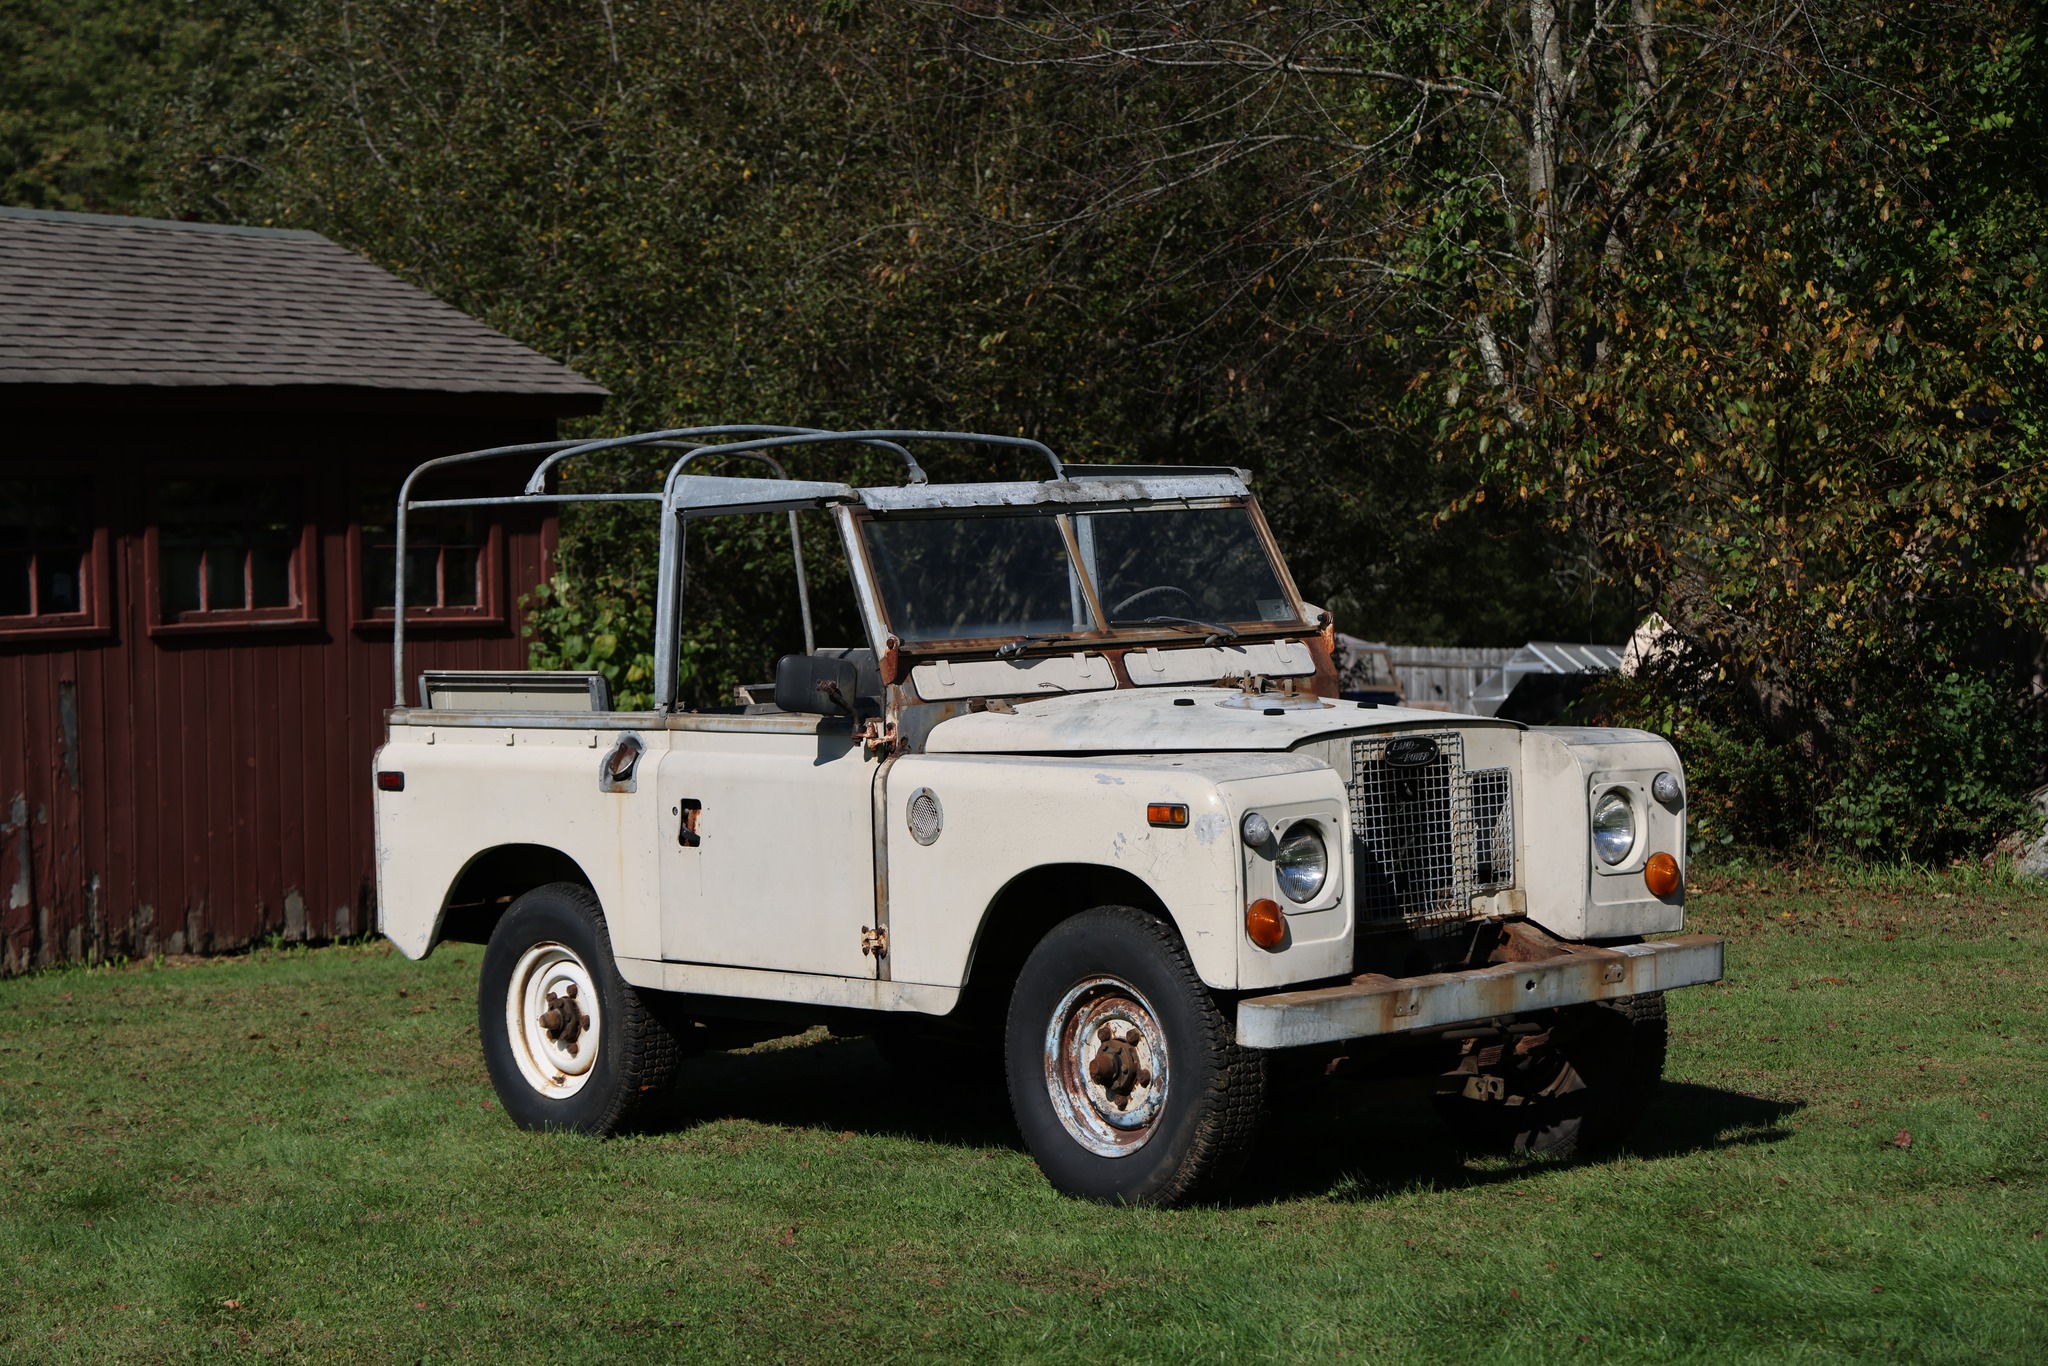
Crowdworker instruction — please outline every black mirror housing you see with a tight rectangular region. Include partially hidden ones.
[774,653,861,716]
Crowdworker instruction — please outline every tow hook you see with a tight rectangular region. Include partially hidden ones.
[539,982,591,1057]
[1087,1024,1154,1110]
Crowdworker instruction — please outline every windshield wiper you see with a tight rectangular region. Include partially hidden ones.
[994,633,1084,658]
[1115,615,1241,646]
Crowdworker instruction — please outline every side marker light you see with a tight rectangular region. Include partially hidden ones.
[1147,803,1188,828]
[1246,898,1286,950]
[1644,851,1681,898]
[376,771,405,792]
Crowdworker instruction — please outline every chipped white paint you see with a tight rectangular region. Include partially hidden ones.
[1123,640,1314,687]
[911,654,1116,700]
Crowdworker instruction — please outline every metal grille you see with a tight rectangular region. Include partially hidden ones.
[1349,733,1515,925]
[906,788,944,845]
[1469,767,1514,890]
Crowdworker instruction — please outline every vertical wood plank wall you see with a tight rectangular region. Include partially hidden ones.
[0,408,564,972]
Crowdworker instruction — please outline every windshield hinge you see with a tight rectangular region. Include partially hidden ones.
[860,924,889,959]
[856,717,898,758]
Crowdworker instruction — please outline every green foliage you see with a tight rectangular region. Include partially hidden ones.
[10,0,2043,855]
[521,574,656,712]
[1619,660,2046,865]
[0,1,282,211]
[1816,673,2048,862]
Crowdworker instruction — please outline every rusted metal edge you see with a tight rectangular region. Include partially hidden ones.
[1235,934,1725,1049]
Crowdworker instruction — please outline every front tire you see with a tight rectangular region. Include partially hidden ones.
[1005,906,1265,1206]
[478,882,683,1135]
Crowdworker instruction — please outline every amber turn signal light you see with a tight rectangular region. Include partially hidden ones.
[1644,851,1681,898]
[1147,803,1189,828]
[1245,898,1286,950]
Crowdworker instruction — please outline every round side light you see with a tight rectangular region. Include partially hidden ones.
[1245,898,1286,950]
[1644,851,1682,898]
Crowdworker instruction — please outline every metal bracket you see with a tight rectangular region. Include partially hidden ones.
[856,719,899,759]
[860,925,889,959]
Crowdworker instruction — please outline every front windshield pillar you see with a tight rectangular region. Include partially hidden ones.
[1055,514,1108,633]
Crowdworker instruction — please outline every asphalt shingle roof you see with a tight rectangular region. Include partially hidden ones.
[0,206,607,412]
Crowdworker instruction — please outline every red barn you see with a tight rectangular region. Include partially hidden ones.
[0,207,607,971]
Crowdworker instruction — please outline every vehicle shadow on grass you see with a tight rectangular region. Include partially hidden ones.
[647,1033,1803,1203]
[650,1032,1024,1150]
[1227,1077,1804,1206]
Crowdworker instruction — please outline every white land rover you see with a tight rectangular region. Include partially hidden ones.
[373,425,1723,1206]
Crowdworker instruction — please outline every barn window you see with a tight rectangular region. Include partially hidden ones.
[0,477,93,624]
[151,478,314,627]
[353,479,500,622]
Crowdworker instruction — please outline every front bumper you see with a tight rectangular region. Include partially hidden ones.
[1236,933,1725,1049]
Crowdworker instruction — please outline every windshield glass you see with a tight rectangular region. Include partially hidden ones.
[861,513,1088,644]
[1076,506,1295,626]
[858,502,1301,647]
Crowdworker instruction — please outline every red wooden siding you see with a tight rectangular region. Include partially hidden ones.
[0,409,561,971]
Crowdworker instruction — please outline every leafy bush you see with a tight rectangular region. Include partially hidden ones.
[1618,659,2046,866]
[521,575,657,712]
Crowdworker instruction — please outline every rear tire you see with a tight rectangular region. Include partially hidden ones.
[478,882,683,1135]
[1433,992,1668,1158]
[1005,906,1265,1206]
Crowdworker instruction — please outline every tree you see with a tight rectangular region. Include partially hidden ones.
[948,0,2048,856]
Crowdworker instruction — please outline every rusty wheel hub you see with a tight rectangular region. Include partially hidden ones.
[1086,1024,1155,1109]
[505,941,601,1097]
[538,982,590,1057]
[1044,976,1170,1158]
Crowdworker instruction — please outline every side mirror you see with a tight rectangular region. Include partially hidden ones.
[774,653,861,716]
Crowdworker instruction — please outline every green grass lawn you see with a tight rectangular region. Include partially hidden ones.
[1,871,2043,1363]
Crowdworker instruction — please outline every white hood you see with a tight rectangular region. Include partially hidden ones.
[922,687,1517,755]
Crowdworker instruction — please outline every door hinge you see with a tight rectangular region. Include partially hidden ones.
[860,924,889,959]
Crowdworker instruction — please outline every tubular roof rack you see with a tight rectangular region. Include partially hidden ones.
[389,425,1071,707]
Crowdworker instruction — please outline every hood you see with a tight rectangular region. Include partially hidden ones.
[922,687,1517,755]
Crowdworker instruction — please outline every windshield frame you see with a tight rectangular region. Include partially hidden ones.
[835,493,1313,658]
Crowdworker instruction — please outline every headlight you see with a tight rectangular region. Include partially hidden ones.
[1592,791,1636,865]
[1274,824,1329,903]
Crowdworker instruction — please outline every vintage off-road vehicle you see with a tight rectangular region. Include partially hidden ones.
[373,426,1723,1205]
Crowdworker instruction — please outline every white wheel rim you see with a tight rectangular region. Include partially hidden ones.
[1042,975,1171,1158]
[505,941,601,1099]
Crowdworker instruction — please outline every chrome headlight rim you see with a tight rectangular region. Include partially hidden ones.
[1274,822,1330,904]
[1591,789,1637,866]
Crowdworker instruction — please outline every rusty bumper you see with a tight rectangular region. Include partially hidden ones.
[1235,934,1725,1050]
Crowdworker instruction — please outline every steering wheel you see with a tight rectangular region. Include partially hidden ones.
[1110,583,1197,617]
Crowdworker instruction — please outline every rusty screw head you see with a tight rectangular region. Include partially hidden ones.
[1124,1027,1143,1047]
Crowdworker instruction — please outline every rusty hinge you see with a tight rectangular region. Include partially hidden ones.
[860,924,889,959]
[855,719,898,758]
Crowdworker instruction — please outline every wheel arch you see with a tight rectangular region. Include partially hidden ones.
[435,843,597,948]
[956,862,1181,1021]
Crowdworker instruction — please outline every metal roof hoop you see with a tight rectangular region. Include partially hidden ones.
[392,438,581,706]
[525,425,928,495]
[664,446,817,658]
[393,435,834,707]
[650,430,1063,712]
